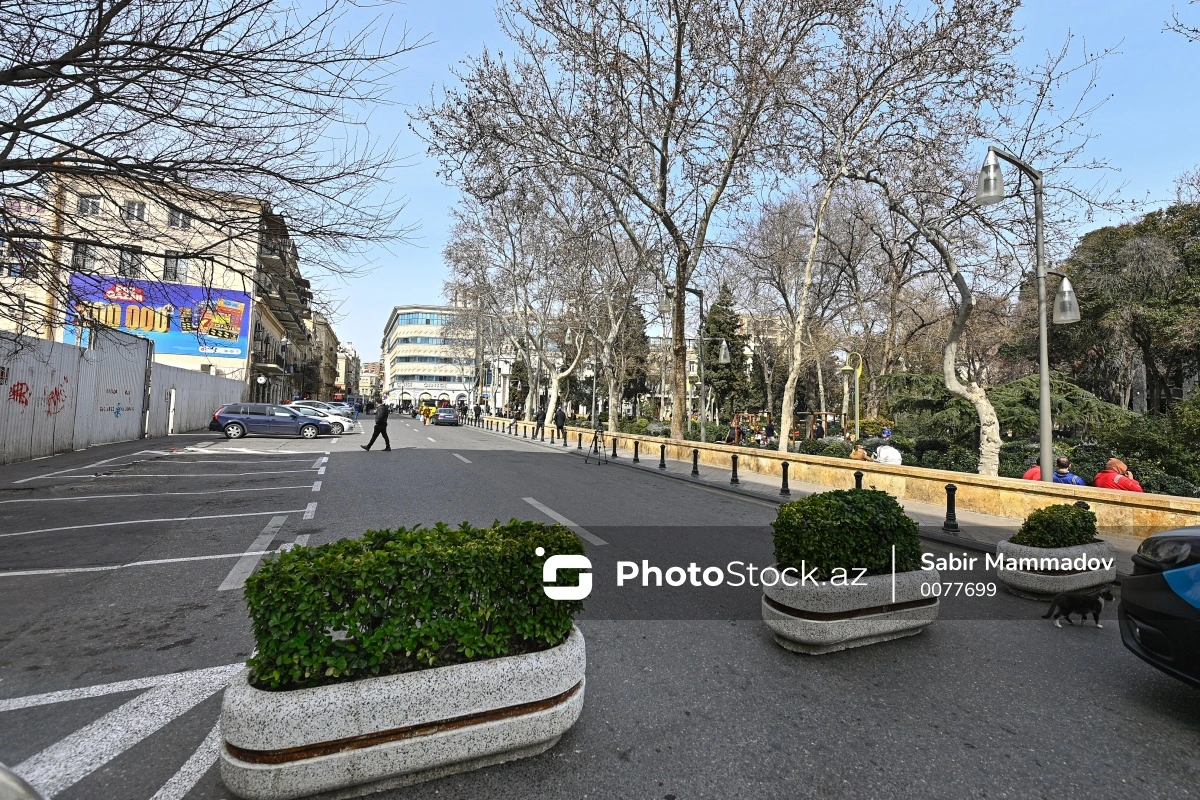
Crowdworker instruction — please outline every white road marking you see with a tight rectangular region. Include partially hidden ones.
[13,663,242,798]
[331,437,340,444]
[293,534,310,546]
[427,437,437,442]
[218,515,288,592]
[12,450,169,484]
[0,550,280,578]
[521,497,608,546]
[312,481,322,492]
[1,509,309,539]
[211,447,307,454]
[0,485,314,504]
[312,456,328,469]
[318,466,326,475]
[303,502,317,520]
[0,663,242,712]
[149,722,220,800]
[453,453,472,463]
[156,458,314,464]
[92,469,317,478]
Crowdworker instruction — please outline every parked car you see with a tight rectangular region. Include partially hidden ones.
[209,403,332,439]
[1119,527,1200,688]
[287,400,338,412]
[290,406,356,435]
[0,763,43,800]
[432,407,462,426]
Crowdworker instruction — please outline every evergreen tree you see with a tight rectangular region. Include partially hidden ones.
[701,284,751,421]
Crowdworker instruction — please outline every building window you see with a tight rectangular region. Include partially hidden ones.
[6,241,39,278]
[121,200,146,222]
[118,250,144,279]
[167,207,192,229]
[163,251,189,282]
[76,195,102,216]
[71,243,97,271]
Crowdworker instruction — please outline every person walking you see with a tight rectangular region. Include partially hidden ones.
[473,402,482,423]
[1093,458,1144,492]
[353,400,362,421]
[534,406,547,438]
[554,406,567,439]
[361,402,391,451]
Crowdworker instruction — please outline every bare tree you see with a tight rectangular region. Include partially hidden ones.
[414,0,849,439]
[1,0,420,339]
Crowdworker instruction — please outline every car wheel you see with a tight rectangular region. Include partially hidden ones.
[300,424,319,439]
[331,422,344,434]
[224,423,245,439]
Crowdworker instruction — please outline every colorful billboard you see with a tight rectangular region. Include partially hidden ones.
[65,273,253,358]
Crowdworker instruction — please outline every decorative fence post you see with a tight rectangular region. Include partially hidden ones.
[730,454,739,485]
[780,462,791,496]
[658,444,667,470]
[611,437,618,459]
[633,441,640,463]
[691,449,700,476]
[854,470,863,490]
[942,484,960,533]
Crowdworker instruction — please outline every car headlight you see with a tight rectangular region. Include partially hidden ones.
[1137,537,1194,567]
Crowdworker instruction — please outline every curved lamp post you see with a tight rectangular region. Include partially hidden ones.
[838,351,865,441]
[976,147,1081,482]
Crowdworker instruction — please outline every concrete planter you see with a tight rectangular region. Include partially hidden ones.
[762,568,940,655]
[994,539,1117,599]
[219,626,585,800]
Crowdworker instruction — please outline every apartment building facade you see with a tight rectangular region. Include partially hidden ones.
[381,304,474,408]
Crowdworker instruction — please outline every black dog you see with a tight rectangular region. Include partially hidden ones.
[1042,588,1115,629]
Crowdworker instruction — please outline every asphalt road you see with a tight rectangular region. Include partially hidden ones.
[0,418,1197,799]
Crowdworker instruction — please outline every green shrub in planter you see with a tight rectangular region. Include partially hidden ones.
[772,489,922,580]
[819,439,853,459]
[1010,504,1098,548]
[244,520,585,691]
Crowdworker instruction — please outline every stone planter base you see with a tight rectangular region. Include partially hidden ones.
[220,627,585,800]
[762,568,940,655]
[994,540,1117,600]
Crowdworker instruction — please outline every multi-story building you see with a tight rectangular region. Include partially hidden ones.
[381,304,474,408]
[358,361,382,401]
[1,174,316,404]
[306,312,339,400]
[335,343,361,400]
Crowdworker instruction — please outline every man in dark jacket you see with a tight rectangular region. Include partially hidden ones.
[554,406,567,438]
[534,406,547,438]
[361,402,391,451]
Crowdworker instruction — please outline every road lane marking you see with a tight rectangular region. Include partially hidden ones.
[331,438,340,444]
[453,453,471,463]
[12,451,166,483]
[312,481,322,492]
[1,509,309,539]
[91,469,317,477]
[294,534,310,546]
[427,437,436,442]
[318,466,326,475]
[304,502,317,520]
[13,664,243,798]
[521,497,608,546]
[149,722,220,800]
[0,662,244,712]
[311,456,328,469]
[218,515,288,591]
[158,458,314,464]
[0,486,314,504]
[1,550,280,578]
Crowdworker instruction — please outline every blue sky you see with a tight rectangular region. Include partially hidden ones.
[326,0,1200,362]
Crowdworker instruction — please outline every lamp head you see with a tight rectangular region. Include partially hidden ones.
[1052,276,1081,324]
[718,339,731,364]
[658,295,671,315]
[975,150,1005,206]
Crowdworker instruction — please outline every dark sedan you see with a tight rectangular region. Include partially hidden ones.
[432,407,462,426]
[209,403,333,440]
[1119,527,1200,688]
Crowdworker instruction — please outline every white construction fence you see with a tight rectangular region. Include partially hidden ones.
[0,330,245,465]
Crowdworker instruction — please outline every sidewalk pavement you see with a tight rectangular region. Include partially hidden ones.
[478,422,1139,574]
[0,430,216,488]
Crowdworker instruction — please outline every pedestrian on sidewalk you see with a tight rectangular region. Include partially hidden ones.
[534,406,547,438]
[1094,458,1143,492]
[361,402,391,451]
[473,402,482,422]
[554,406,566,439]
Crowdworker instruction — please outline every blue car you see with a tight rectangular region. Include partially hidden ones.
[209,403,332,440]
[1120,527,1200,688]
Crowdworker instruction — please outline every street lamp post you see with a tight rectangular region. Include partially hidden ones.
[838,352,864,441]
[976,147,1081,483]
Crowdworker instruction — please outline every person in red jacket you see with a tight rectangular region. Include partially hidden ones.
[1093,458,1144,492]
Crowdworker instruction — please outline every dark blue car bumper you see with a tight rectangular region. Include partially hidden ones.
[1119,563,1200,688]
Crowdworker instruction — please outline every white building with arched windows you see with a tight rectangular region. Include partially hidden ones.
[381,304,474,408]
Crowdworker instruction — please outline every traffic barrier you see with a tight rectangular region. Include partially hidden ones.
[550,430,555,444]
[854,470,863,489]
[633,441,640,463]
[658,444,666,470]
[691,449,699,476]
[611,436,618,459]
[578,432,582,450]
[943,483,959,532]
[730,454,739,485]
[781,462,791,496]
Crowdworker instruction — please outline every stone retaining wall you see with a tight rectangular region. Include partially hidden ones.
[482,416,1200,540]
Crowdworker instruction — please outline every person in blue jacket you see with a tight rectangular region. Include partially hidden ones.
[1052,456,1086,485]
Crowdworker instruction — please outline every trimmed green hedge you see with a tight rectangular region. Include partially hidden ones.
[772,489,922,580]
[244,520,585,691]
[1010,504,1098,548]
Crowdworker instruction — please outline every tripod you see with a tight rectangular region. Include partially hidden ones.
[584,427,608,464]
